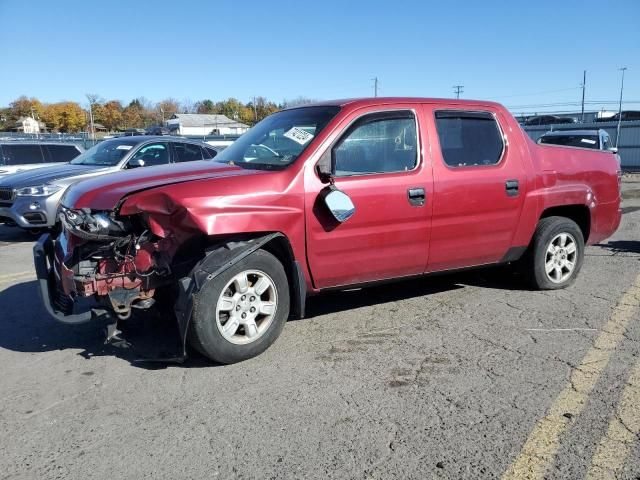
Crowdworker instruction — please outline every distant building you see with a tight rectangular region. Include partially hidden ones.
[167,114,249,136]
[14,116,43,134]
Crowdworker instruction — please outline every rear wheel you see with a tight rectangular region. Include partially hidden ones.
[525,216,584,290]
[189,249,290,364]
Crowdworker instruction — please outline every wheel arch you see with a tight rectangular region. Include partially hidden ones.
[539,204,591,243]
[173,232,305,358]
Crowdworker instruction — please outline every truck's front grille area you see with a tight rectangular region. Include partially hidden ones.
[0,187,15,203]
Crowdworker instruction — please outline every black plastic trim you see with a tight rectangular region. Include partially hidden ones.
[33,234,109,324]
[500,246,528,263]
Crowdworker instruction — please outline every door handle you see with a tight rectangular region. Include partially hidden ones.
[407,187,426,206]
[505,179,519,197]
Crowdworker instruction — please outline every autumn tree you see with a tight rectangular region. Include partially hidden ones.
[9,96,44,121]
[42,102,86,132]
[0,108,11,131]
[214,98,254,125]
[251,96,279,122]
[121,99,145,128]
[281,96,317,109]
[96,100,123,131]
[155,98,180,123]
[195,99,216,114]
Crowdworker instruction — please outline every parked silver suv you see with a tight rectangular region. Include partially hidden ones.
[0,136,220,232]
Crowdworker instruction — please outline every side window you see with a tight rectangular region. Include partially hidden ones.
[435,111,504,167]
[44,145,81,163]
[334,112,417,176]
[2,144,45,165]
[602,134,611,150]
[129,143,170,167]
[173,142,204,163]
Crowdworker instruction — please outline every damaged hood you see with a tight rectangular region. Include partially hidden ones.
[62,160,261,210]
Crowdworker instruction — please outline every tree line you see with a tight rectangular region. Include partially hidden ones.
[0,95,316,133]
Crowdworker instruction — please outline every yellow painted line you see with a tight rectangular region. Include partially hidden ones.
[586,357,640,479]
[502,273,640,480]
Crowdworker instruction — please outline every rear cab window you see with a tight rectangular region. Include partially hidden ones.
[434,111,504,167]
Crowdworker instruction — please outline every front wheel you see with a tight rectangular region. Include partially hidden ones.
[526,216,585,290]
[188,249,290,364]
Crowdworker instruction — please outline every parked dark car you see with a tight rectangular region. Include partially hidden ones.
[0,142,83,178]
[537,129,614,151]
[524,115,576,126]
[122,128,147,136]
[146,125,171,136]
[596,111,640,122]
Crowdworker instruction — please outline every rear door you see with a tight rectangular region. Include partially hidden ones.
[304,107,433,288]
[424,106,527,271]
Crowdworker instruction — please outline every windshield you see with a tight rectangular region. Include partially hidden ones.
[539,134,599,149]
[70,139,138,166]
[214,106,341,170]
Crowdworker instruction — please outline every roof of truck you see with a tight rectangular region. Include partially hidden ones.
[284,97,504,110]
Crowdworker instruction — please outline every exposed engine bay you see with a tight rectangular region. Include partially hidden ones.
[56,207,179,320]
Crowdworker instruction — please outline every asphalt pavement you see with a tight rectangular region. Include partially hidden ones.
[1,177,639,480]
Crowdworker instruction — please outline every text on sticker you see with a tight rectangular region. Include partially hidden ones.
[283,127,314,145]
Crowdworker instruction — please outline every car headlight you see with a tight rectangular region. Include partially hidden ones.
[15,184,63,197]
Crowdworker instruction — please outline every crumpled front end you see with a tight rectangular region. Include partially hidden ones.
[38,206,180,322]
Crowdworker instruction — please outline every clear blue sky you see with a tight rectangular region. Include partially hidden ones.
[1,0,638,114]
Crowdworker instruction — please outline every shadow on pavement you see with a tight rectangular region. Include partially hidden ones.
[0,267,528,367]
[0,225,41,244]
[594,240,640,255]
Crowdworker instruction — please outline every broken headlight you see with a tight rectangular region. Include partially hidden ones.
[59,207,129,240]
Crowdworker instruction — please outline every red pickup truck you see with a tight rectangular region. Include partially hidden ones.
[34,98,622,363]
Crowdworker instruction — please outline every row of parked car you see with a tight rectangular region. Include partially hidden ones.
[0,136,229,233]
[522,110,640,126]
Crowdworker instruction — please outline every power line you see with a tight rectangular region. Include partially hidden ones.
[492,86,582,99]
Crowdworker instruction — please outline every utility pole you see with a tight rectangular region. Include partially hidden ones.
[86,94,95,142]
[453,85,464,99]
[372,77,378,97]
[580,70,586,123]
[616,67,627,149]
[252,96,257,122]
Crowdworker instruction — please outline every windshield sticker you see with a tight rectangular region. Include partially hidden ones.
[116,145,133,150]
[283,127,314,145]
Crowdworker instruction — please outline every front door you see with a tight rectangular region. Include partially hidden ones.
[304,108,433,289]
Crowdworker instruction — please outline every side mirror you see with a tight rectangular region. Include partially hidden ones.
[128,158,145,169]
[323,186,355,223]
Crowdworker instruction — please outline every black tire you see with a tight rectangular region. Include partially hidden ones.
[188,249,290,364]
[525,216,585,290]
